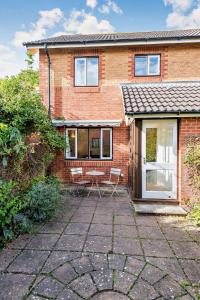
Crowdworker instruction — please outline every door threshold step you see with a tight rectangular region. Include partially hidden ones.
[133,203,187,216]
[133,198,179,205]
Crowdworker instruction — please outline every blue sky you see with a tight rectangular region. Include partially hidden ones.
[0,0,199,77]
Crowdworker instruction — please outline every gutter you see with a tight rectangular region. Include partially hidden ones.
[24,37,200,49]
[44,43,51,117]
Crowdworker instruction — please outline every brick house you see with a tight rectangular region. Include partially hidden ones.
[24,29,200,204]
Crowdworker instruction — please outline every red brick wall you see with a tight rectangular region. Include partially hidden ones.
[178,118,200,202]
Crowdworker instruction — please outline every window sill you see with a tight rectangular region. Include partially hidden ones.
[73,87,100,93]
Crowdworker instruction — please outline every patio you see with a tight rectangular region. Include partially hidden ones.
[0,191,200,299]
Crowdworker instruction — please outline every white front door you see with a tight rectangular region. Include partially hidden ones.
[142,120,177,199]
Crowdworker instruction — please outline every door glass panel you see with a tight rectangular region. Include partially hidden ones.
[158,128,173,163]
[66,129,76,158]
[89,129,100,159]
[102,129,111,158]
[146,170,173,191]
[146,128,157,162]
[78,129,89,159]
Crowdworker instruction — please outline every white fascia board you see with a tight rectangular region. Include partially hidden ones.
[126,113,200,119]
[26,38,200,49]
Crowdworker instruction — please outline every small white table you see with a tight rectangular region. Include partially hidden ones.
[86,170,105,198]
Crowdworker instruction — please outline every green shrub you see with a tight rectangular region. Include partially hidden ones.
[13,213,33,234]
[24,182,60,222]
[188,204,200,226]
[0,180,25,241]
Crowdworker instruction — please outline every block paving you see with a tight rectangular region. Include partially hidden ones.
[0,192,200,299]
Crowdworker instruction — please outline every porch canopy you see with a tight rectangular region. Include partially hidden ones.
[52,119,122,127]
[121,81,200,118]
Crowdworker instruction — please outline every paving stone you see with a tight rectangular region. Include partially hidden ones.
[138,226,165,240]
[26,295,45,300]
[53,262,77,284]
[170,241,200,258]
[57,288,83,300]
[113,237,143,255]
[55,235,86,251]
[0,249,21,271]
[8,234,33,249]
[84,235,112,253]
[124,256,145,276]
[186,226,200,242]
[39,222,66,234]
[135,215,158,227]
[42,251,81,273]
[70,274,97,298]
[0,273,35,300]
[114,224,138,238]
[129,278,159,300]
[154,275,186,299]
[179,259,200,284]
[115,215,135,225]
[141,264,166,284]
[146,257,186,281]
[92,291,130,300]
[26,234,59,250]
[7,250,50,273]
[34,276,64,298]
[71,255,93,274]
[89,223,112,236]
[89,253,108,270]
[64,223,90,235]
[108,253,126,270]
[162,227,193,241]
[92,214,113,224]
[91,269,113,290]
[142,239,174,257]
[95,207,114,215]
[71,213,93,223]
[114,270,136,294]
[177,295,194,300]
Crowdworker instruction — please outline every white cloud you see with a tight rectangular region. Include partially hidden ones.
[164,0,193,12]
[164,0,200,28]
[99,0,123,15]
[63,9,115,34]
[13,8,63,47]
[0,45,21,77]
[86,0,98,9]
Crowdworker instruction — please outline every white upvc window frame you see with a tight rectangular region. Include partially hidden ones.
[66,128,77,159]
[100,128,112,160]
[135,54,160,76]
[66,128,112,160]
[74,57,99,87]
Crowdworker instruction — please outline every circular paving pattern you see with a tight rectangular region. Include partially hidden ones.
[27,253,195,299]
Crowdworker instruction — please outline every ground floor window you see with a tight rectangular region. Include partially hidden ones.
[66,128,112,160]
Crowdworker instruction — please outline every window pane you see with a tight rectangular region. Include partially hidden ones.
[158,128,173,163]
[78,129,89,159]
[89,129,100,159]
[135,56,148,76]
[146,170,173,191]
[102,130,111,158]
[66,129,76,158]
[146,128,157,162]
[87,58,98,86]
[75,58,86,86]
[149,56,160,75]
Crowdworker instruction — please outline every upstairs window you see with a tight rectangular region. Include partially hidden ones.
[75,57,99,86]
[66,128,112,160]
[135,55,160,76]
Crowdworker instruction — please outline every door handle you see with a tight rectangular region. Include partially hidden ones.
[143,157,146,164]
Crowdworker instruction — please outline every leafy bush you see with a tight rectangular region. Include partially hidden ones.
[188,204,200,225]
[0,180,24,241]
[24,181,61,222]
[13,213,33,234]
[184,142,200,225]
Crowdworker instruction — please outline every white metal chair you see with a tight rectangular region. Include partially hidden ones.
[70,168,90,195]
[101,168,122,197]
